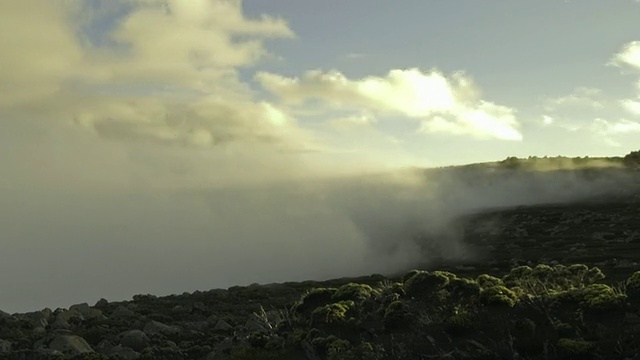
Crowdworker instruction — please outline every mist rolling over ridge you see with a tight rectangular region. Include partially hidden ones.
[2,134,637,314]
[2,0,640,320]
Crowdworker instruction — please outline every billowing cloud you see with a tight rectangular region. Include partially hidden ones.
[611,42,640,118]
[256,68,521,141]
[0,0,308,150]
[610,41,640,70]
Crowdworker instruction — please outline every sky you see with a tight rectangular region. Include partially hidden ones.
[1,0,640,313]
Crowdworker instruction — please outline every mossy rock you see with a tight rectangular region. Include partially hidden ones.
[479,286,518,307]
[405,271,450,298]
[332,283,376,302]
[448,278,481,299]
[556,338,595,360]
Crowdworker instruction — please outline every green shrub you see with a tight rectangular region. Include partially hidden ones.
[405,271,450,298]
[443,305,475,336]
[579,284,626,312]
[502,266,533,286]
[332,283,375,302]
[310,301,356,326]
[448,278,481,299]
[402,270,421,283]
[480,286,519,307]
[293,288,337,314]
[556,338,595,359]
[476,274,504,288]
[383,300,410,330]
[626,271,640,298]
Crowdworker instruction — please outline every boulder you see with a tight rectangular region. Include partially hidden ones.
[69,302,105,320]
[112,305,136,318]
[213,319,233,331]
[143,320,181,337]
[95,298,109,308]
[49,334,94,356]
[120,329,150,352]
[0,339,11,353]
[109,345,141,360]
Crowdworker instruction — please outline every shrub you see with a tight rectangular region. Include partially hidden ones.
[556,338,595,360]
[476,274,504,288]
[480,286,519,307]
[310,301,356,326]
[579,284,626,312]
[443,305,475,336]
[448,278,481,299]
[625,271,640,298]
[502,266,533,287]
[405,271,450,298]
[332,283,375,302]
[293,288,337,314]
[383,301,410,330]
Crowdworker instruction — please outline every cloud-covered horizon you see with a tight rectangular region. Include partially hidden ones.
[2,0,640,314]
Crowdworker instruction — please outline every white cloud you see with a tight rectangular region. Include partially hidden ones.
[593,118,640,135]
[610,41,640,70]
[621,99,640,115]
[542,115,554,125]
[543,87,604,111]
[328,114,376,131]
[257,68,521,141]
[0,0,311,150]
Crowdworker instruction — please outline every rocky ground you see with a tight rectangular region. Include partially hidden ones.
[2,167,640,360]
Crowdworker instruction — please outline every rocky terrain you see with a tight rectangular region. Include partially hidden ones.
[2,157,640,360]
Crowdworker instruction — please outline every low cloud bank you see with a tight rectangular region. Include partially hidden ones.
[1,127,637,313]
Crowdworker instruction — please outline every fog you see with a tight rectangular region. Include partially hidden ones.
[1,120,638,314]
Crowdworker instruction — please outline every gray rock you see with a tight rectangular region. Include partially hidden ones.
[112,305,135,318]
[69,302,104,320]
[51,316,71,330]
[109,345,141,360]
[143,320,180,337]
[0,339,12,353]
[213,319,233,331]
[95,298,109,307]
[49,334,94,355]
[245,313,270,333]
[0,310,10,319]
[120,330,150,352]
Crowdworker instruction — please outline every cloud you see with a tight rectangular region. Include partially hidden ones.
[256,68,521,141]
[0,1,83,107]
[542,115,555,125]
[328,114,376,131]
[592,118,640,135]
[543,87,605,111]
[610,41,640,70]
[611,42,640,117]
[0,0,309,150]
